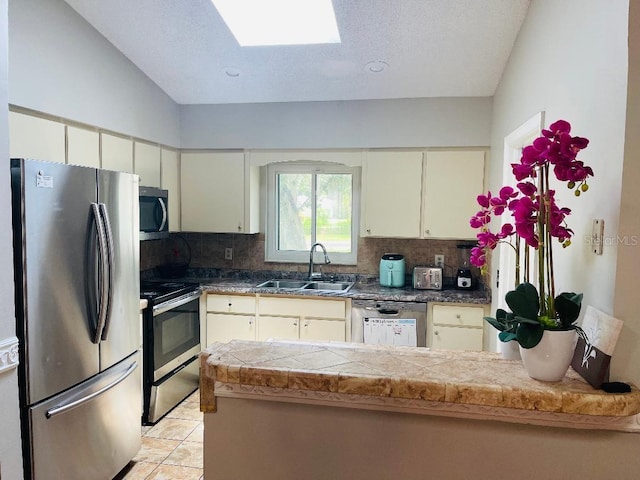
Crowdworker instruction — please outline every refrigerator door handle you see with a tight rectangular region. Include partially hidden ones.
[99,203,115,341]
[91,203,109,344]
[157,197,168,232]
[45,360,138,419]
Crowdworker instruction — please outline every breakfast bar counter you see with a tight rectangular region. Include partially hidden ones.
[200,340,640,480]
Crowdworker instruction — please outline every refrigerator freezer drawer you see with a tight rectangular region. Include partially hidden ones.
[26,352,142,480]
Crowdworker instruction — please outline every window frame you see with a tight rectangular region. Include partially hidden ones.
[265,161,360,264]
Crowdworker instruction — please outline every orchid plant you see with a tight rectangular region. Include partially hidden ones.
[470,120,593,348]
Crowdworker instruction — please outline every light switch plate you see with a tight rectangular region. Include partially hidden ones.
[592,219,604,255]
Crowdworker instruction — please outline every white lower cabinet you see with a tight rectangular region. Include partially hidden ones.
[258,296,349,342]
[428,303,486,351]
[300,318,347,342]
[206,294,257,346]
[205,293,350,346]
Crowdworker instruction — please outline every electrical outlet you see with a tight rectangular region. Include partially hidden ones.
[435,254,444,268]
[224,248,233,260]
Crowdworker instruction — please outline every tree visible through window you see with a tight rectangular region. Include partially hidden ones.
[267,162,359,264]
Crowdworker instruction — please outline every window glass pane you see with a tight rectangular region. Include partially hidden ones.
[316,173,352,253]
[277,173,312,250]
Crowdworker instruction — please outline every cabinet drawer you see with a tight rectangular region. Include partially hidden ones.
[432,305,484,327]
[259,297,346,320]
[207,294,256,314]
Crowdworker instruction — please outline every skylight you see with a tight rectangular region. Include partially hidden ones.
[212,0,341,47]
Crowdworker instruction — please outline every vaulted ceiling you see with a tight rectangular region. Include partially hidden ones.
[63,0,530,105]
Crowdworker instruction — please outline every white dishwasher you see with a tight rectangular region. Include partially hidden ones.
[351,300,427,347]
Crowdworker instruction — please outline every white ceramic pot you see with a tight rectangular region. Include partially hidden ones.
[519,329,578,382]
[500,339,521,360]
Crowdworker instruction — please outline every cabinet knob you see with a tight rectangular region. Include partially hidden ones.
[366,228,371,234]
[456,314,461,319]
[434,330,439,335]
[293,321,298,327]
[249,318,254,325]
[425,229,430,235]
[304,321,309,327]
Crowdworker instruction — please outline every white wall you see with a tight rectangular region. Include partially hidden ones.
[8,0,180,146]
[0,0,24,477]
[180,96,492,149]
[614,0,640,389]
[490,1,635,382]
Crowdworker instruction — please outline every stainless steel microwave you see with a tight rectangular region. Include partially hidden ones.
[139,186,169,240]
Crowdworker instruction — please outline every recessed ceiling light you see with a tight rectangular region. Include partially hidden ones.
[224,67,241,77]
[211,0,341,47]
[365,61,388,73]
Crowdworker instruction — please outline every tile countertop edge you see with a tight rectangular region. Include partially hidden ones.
[196,280,491,304]
[199,340,640,432]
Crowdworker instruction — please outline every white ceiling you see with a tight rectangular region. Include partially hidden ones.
[63,0,530,105]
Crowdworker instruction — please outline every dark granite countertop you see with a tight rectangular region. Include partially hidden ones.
[161,269,491,304]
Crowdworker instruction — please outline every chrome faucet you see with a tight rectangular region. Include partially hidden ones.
[308,242,331,280]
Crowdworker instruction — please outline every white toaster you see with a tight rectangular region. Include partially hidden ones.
[412,266,443,290]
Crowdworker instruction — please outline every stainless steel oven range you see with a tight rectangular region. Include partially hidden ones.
[140,280,201,424]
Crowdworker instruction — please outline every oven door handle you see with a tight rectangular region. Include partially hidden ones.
[152,290,201,316]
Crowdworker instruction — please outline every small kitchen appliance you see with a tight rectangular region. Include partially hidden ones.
[380,253,405,287]
[456,244,473,290]
[412,266,443,290]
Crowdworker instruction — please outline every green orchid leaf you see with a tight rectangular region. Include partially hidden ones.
[505,283,539,320]
[484,316,506,332]
[555,292,583,328]
[516,322,544,349]
[499,331,517,342]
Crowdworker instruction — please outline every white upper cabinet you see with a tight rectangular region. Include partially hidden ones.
[9,112,66,164]
[134,141,161,187]
[101,133,133,173]
[181,151,259,233]
[361,151,423,238]
[161,148,181,232]
[422,151,485,239]
[67,126,99,168]
[361,149,485,239]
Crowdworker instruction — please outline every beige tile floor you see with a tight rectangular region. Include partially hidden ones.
[114,390,203,480]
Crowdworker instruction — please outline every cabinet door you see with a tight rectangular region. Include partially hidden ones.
[207,313,255,345]
[257,316,299,341]
[422,151,485,239]
[9,112,65,163]
[300,319,345,342]
[431,326,483,351]
[161,148,181,232]
[134,142,161,187]
[181,152,245,233]
[67,126,99,168]
[101,133,133,173]
[361,151,423,238]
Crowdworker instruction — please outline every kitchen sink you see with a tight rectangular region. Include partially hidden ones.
[255,279,354,293]
[302,281,354,292]
[255,279,309,289]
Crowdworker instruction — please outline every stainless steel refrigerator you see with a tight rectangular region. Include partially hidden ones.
[11,158,142,480]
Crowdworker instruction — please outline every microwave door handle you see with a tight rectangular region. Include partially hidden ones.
[91,203,109,344]
[157,198,167,232]
[99,203,115,341]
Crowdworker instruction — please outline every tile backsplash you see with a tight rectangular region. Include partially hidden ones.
[141,233,480,282]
